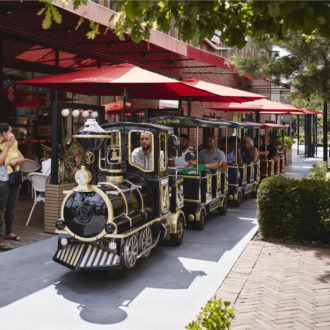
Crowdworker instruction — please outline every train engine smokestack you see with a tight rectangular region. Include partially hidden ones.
[74,119,107,185]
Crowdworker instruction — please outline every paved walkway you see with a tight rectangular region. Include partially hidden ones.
[0,194,54,250]
[216,241,330,330]
[214,150,330,330]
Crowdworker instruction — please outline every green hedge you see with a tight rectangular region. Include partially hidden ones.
[257,176,330,243]
[308,161,328,180]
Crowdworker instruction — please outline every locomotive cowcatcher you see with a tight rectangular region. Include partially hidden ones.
[53,119,184,279]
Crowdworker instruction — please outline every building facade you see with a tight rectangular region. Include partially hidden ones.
[0,0,271,154]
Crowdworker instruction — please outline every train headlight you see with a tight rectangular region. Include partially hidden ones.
[75,166,92,186]
[61,238,68,246]
[109,241,117,251]
[56,219,66,230]
[105,223,116,234]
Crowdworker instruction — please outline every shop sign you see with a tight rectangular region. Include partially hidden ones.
[37,125,51,137]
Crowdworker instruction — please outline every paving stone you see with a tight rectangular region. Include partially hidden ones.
[213,232,330,330]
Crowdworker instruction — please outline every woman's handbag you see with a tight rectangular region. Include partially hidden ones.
[8,167,22,185]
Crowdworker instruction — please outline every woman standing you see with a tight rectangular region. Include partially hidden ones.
[0,123,25,248]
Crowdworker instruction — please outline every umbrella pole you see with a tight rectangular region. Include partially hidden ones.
[122,85,127,122]
[324,101,328,162]
[187,98,191,136]
[0,33,3,121]
[256,110,260,123]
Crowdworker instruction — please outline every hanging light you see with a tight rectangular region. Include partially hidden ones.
[72,109,80,117]
[91,111,98,118]
[82,110,90,118]
[61,109,70,117]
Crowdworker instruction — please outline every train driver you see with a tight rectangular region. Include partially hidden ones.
[132,132,164,170]
[199,135,227,171]
[169,134,191,168]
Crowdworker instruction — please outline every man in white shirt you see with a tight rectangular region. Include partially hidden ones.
[169,134,191,168]
[132,133,154,170]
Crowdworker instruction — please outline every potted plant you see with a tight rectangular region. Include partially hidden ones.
[279,136,294,165]
[44,141,84,233]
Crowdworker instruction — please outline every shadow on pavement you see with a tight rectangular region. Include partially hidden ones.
[0,198,256,325]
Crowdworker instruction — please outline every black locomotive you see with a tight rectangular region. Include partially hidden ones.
[53,119,184,279]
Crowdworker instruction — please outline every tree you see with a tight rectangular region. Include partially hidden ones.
[230,32,330,103]
[229,31,330,158]
[40,1,330,48]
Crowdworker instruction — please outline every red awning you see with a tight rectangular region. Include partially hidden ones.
[16,63,263,103]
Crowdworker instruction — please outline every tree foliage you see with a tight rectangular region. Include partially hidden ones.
[230,32,330,104]
[39,1,330,48]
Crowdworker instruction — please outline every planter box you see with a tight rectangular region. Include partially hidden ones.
[44,183,77,233]
[284,149,292,166]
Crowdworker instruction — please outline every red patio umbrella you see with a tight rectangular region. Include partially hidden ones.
[181,78,264,103]
[104,100,168,116]
[104,101,132,115]
[16,63,265,121]
[207,99,322,121]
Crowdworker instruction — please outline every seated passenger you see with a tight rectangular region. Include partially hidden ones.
[262,135,278,161]
[132,133,164,170]
[169,134,191,168]
[199,135,227,171]
[226,136,243,165]
[219,137,227,151]
[182,152,222,175]
[242,137,258,162]
[254,136,269,159]
[238,137,254,163]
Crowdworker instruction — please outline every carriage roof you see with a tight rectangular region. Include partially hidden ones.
[144,116,230,128]
[101,122,174,134]
[224,121,263,129]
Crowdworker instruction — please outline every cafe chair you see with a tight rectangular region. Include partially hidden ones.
[20,159,41,195]
[26,172,47,226]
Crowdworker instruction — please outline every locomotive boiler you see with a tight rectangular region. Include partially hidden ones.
[53,119,184,279]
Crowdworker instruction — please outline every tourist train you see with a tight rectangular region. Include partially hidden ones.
[53,117,285,279]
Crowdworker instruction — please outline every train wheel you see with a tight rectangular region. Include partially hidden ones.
[218,197,227,216]
[251,184,259,198]
[139,227,152,258]
[108,264,124,280]
[233,191,242,207]
[195,209,205,231]
[124,235,138,268]
[170,214,184,246]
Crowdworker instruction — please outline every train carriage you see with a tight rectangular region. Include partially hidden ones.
[223,121,262,206]
[53,119,185,279]
[145,116,230,231]
[259,123,287,181]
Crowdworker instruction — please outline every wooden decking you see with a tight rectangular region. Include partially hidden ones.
[1,194,54,250]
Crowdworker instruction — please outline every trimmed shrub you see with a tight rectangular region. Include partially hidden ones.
[257,176,330,243]
[279,136,295,150]
[308,161,328,180]
[186,297,235,330]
